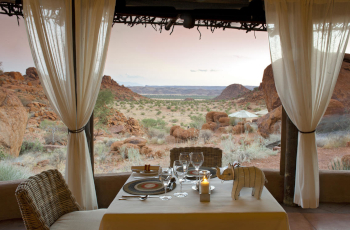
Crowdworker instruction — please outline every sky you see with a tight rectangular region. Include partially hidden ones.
[1,14,350,86]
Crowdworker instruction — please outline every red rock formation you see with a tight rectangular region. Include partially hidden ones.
[101,75,148,101]
[256,106,282,138]
[0,87,28,157]
[8,72,24,81]
[262,54,350,112]
[201,122,217,131]
[26,67,39,80]
[213,84,250,100]
[170,126,199,140]
[205,111,228,123]
[218,117,230,127]
[107,110,143,135]
[324,99,345,116]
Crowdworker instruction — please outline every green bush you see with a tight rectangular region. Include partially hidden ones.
[141,118,167,130]
[189,115,205,129]
[329,157,350,170]
[20,140,43,155]
[156,111,161,115]
[94,89,114,125]
[170,119,178,123]
[0,161,32,181]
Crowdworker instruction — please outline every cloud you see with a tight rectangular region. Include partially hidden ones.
[210,69,219,72]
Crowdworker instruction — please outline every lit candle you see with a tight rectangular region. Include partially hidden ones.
[201,177,210,194]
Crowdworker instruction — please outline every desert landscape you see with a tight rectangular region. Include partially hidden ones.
[0,54,349,181]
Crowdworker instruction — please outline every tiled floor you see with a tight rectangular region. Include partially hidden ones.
[284,203,350,230]
[1,203,349,230]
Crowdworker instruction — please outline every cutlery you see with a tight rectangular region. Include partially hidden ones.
[119,195,149,201]
[122,195,159,198]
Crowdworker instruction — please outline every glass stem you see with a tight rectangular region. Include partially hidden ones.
[164,184,167,195]
[180,180,183,193]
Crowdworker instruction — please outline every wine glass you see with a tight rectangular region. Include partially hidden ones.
[173,160,188,197]
[179,152,190,182]
[159,168,172,200]
[190,152,204,185]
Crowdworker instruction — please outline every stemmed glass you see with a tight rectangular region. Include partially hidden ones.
[173,160,188,197]
[190,152,204,185]
[159,168,172,200]
[179,152,190,182]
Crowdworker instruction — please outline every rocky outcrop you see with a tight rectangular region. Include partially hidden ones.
[170,126,199,141]
[25,67,39,80]
[108,110,143,136]
[262,54,350,112]
[0,87,28,157]
[6,72,24,81]
[256,105,282,138]
[324,99,345,116]
[123,137,147,148]
[202,122,217,131]
[101,75,148,101]
[213,84,250,100]
[240,84,265,104]
[205,111,228,123]
[232,123,245,134]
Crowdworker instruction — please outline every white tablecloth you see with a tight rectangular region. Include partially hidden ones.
[99,174,290,230]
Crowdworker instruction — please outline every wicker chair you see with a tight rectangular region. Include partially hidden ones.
[15,169,105,230]
[170,147,222,168]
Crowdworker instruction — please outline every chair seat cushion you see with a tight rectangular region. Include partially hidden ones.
[50,209,106,230]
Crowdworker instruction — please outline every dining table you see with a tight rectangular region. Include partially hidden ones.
[99,173,290,230]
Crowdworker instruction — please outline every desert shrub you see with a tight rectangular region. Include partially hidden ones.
[244,123,254,133]
[199,130,213,143]
[229,117,239,126]
[148,128,166,139]
[189,115,206,129]
[329,157,350,170]
[316,131,350,148]
[157,138,165,145]
[106,139,119,147]
[156,111,161,115]
[222,135,276,165]
[253,107,261,112]
[94,89,114,125]
[20,140,43,155]
[141,112,145,115]
[50,148,66,168]
[170,119,178,123]
[0,161,32,181]
[141,118,167,130]
[44,131,67,145]
[317,115,350,133]
[95,144,109,164]
[128,148,142,163]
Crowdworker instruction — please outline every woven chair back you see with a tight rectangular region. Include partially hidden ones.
[15,169,80,230]
[170,147,222,168]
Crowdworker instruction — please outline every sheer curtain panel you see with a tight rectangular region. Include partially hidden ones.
[265,0,350,208]
[23,0,116,210]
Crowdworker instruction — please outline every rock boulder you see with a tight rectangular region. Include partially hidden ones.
[256,105,282,138]
[26,67,39,80]
[0,87,28,157]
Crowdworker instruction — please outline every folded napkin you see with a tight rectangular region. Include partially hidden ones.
[131,165,161,172]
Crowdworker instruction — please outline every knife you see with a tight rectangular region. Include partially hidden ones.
[122,195,159,198]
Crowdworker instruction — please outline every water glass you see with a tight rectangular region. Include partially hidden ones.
[159,168,172,200]
[173,160,188,197]
[179,152,190,182]
[190,152,204,184]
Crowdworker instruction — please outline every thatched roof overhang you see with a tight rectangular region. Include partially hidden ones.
[0,0,266,32]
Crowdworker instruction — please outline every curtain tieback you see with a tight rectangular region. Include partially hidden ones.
[68,126,85,134]
[298,129,316,134]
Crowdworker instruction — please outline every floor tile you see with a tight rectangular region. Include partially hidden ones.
[287,213,316,230]
[0,219,25,230]
[303,213,350,230]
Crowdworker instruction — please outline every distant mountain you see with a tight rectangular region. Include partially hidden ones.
[128,86,223,96]
[144,85,227,90]
[118,81,144,86]
[213,84,251,100]
[243,85,259,90]
[101,76,148,101]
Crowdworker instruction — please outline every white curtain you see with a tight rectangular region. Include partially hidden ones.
[23,0,116,210]
[265,0,350,208]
